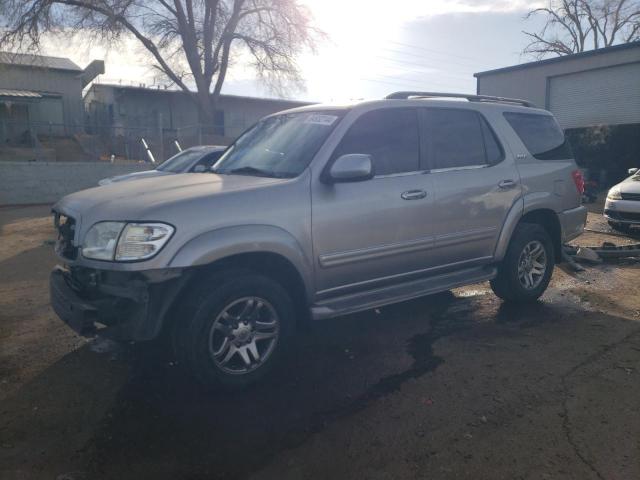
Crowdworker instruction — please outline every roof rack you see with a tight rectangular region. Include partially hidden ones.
[385,91,536,108]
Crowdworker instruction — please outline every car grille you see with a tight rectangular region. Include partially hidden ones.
[605,209,640,222]
[621,192,640,201]
[53,212,78,260]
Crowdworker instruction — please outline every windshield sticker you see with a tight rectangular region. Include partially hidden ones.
[304,114,338,126]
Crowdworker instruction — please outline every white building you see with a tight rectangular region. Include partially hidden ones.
[474,42,640,183]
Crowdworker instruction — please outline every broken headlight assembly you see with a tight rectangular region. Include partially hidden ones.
[82,222,174,261]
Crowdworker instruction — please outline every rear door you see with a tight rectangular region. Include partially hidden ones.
[311,107,436,296]
[422,107,521,267]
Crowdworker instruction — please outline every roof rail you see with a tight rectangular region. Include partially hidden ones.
[385,91,536,108]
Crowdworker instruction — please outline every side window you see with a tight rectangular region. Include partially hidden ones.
[480,117,503,165]
[425,109,487,169]
[503,112,573,160]
[333,108,419,176]
[199,150,224,168]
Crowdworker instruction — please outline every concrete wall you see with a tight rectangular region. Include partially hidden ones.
[476,44,640,111]
[0,161,153,205]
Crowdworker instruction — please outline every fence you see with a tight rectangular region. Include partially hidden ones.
[0,119,241,164]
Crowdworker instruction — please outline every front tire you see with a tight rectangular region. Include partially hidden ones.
[490,223,555,303]
[173,270,295,390]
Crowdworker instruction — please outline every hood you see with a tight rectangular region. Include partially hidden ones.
[100,169,172,185]
[618,175,640,194]
[54,173,287,227]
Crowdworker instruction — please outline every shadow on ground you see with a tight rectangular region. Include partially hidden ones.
[78,291,633,479]
[2,285,639,480]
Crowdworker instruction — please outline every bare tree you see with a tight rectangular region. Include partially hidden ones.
[0,0,320,124]
[523,0,640,58]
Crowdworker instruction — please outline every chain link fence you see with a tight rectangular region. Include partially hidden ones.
[0,119,240,164]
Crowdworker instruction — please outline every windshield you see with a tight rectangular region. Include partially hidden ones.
[157,149,206,173]
[213,111,344,178]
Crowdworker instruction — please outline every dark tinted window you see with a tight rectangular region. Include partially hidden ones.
[504,112,573,160]
[425,109,486,169]
[480,117,503,165]
[333,108,419,175]
[197,150,224,169]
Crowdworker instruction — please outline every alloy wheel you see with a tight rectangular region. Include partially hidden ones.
[517,240,547,290]
[208,296,280,374]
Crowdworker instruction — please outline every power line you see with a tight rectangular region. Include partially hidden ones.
[379,46,484,70]
[371,60,473,82]
[387,40,480,62]
[359,74,471,91]
[373,54,476,76]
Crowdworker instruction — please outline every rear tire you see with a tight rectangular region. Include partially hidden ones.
[491,223,555,303]
[173,269,295,390]
[608,221,631,233]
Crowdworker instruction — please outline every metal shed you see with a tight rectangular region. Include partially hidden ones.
[474,42,640,130]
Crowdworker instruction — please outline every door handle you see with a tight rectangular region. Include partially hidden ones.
[498,179,517,189]
[401,189,427,200]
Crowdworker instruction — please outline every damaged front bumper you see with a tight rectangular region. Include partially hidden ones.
[49,265,191,342]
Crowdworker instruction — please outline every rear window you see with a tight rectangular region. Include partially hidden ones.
[503,112,573,160]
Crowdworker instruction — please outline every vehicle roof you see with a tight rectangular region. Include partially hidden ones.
[278,97,550,116]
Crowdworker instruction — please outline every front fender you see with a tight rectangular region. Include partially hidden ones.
[168,224,314,297]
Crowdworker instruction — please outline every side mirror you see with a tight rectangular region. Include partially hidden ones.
[326,154,374,183]
[628,168,638,176]
[193,164,207,173]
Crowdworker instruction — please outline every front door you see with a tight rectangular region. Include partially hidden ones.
[422,107,521,268]
[311,107,436,297]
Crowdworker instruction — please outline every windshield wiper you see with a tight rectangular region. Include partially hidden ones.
[219,166,290,178]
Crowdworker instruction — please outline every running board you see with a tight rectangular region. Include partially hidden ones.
[311,265,497,320]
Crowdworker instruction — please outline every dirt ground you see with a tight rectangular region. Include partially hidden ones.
[1,203,639,480]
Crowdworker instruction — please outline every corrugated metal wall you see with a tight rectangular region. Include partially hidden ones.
[549,62,640,129]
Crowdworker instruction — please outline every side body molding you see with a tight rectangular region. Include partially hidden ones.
[169,225,314,298]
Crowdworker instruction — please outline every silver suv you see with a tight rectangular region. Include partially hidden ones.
[50,92,587,388]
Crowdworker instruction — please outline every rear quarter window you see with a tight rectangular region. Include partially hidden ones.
[503,112,573,160]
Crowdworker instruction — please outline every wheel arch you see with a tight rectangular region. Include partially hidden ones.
[495,188,566,263]
[495,205,562,263]
[169,225,313,293]
[519,209,562,261]
[164,249,312,339]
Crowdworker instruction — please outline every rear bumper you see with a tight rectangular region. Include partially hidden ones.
[559,205,587,242]
[49,265,190,342]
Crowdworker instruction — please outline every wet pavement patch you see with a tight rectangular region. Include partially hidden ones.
[81,291,493,479]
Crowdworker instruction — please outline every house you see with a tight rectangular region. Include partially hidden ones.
[84,83,313,144]
[0,52,104,144]
[474,42,640,183]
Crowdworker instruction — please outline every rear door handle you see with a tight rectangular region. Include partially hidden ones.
[498,180,517,189]
[401,189,427,200]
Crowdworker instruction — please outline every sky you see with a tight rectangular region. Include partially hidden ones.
[40,0,547,103]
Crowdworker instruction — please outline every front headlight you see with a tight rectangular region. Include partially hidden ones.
[607,186,622,200]
[82,222,174,261]
[115,223,174,261]
[82,222,125,260]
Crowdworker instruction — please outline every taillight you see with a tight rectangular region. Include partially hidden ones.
[571,170,585,195]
